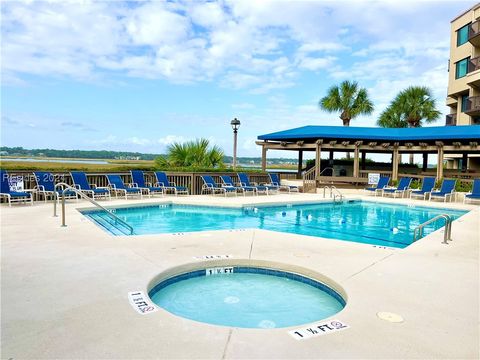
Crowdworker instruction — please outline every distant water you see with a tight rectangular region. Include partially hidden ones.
[0,157,109,164]
[237,163,297,173]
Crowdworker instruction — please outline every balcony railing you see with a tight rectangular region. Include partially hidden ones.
[468,20,480,45]
[468,56,480,73]
[465,96,480,116]
[445,113,457,126]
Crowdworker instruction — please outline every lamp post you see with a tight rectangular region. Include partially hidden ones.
[230,117,241,169]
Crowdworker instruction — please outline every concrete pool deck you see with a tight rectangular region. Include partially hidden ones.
[1,192,479,359]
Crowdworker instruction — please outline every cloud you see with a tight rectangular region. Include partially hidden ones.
[232,103,256,110]
[158,135,187,146]
[2,115,19,125]
[297,56,337,71]
[60,121,96,132]
[1,0,470,96]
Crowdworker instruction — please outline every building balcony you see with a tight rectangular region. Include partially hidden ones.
[468,20,480,46]
[468,56,480,73]
[465,96,480,116]
[445,114,457,126]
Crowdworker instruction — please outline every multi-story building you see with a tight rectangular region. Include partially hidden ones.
[446,3,480,126]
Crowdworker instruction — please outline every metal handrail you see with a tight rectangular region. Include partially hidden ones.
[330,186,344,202]
[318,167,334,177]
[322,185,344,203]
[52,182,134,235]
[412,214,452,244]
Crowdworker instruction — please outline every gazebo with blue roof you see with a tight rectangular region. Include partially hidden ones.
[257,125,480,191]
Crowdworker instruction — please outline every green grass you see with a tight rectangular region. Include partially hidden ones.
[0,159,155,172]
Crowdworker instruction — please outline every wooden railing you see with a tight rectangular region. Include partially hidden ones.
[445,113,457,126]
[5,171,281,196]
[302,167,317,193]
[465,96,480,115]
[468,56,480,73]
[469,20,480,41]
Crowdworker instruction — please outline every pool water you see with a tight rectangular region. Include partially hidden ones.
[82,201,466,248]
[149,268,345,329]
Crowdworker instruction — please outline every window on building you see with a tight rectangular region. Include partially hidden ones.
[456,57,470,79]
[461,94,470,112]
[457,24,470,46]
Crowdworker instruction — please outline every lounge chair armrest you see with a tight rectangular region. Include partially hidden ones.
[35,185,45,191]
[23,189,36,193]
[131,182,138,188]
[170,181,177,186]
[90,183,97,188]
[96,186,110,190]
[251,181,258,186]
[146,182,153,187]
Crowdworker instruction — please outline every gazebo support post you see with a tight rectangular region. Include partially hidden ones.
[353,142,360,178]
[392,147,399,181]
[462,153,468,172]
[297,150,303,179]
[261,144,267,171]
[422,153,428,172]
[361,151,366,170]
[315,140,322,178]
[436,142,444,180]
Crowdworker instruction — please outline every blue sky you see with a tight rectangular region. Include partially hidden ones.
[1,0,475,158]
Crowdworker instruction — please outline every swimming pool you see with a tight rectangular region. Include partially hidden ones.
[149,266,345,329]
[82,201,467,248]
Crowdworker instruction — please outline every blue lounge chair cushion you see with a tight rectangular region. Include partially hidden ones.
[9,191,31,197]
[411,190,426,195]
[430,191,449,197]
[93,188,109,194]
[431,179,456,197]
[125,188,141,193]
[466,179,480,198]
[131,170,147,187]
[147,186,164,192]
[55,189,76,197]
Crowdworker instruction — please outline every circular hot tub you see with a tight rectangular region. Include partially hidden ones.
[148,264,346,329]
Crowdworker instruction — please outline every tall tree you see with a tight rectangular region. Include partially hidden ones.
[320,80,374,159]
[377,86,441,163]
[319,80,374,127]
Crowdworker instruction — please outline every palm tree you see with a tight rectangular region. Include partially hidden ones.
[394,86,441,128]
[377,86,441,164]
[319,80,374,127]
[377,106,408,129]
[155,138,224,169]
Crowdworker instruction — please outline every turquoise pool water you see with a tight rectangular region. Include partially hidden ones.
[82,201,467,248]
[149,267,345,329]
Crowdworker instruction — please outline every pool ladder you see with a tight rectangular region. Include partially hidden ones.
[52,182,134,235]
[322,185,344,203]
[412,214,453,244]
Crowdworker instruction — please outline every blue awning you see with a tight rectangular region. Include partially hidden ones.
[258,125,480,142]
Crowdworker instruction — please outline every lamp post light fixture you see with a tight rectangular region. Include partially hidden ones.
[230,117,241,169]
